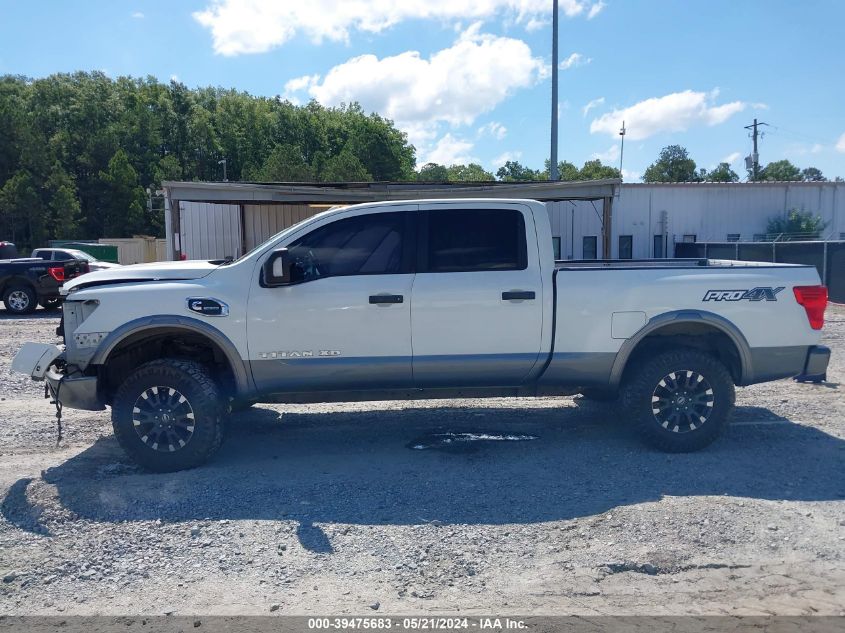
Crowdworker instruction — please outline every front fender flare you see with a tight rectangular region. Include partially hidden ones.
[89,314,254,396]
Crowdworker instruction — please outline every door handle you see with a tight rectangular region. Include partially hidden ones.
[502,291,535,301]
[369,294,404,305]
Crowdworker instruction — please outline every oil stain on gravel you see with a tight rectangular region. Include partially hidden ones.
[407,431,539,453]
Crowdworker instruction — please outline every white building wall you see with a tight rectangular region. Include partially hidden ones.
[550,182,845,260]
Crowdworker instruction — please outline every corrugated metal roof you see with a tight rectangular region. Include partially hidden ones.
[162,179,621,203]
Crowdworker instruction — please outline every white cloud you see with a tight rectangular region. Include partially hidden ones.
[478,121,507,140]
[193,0,605,55]
[557,101,570,119]
[582,96,604,117]
[131,11,144,19]
[836,133,845,153]
[524,17,548,31]
[587,1,606,18]
[559,52,590,70]
[286,24,546,132]
[721,151,742,165]
[621,168,640,182]
[170,74,180,82]
[492,150,522,168]
[422,134,476,165]
[590,89,750,141]
[591,144,619,163]
[283,74,320,96]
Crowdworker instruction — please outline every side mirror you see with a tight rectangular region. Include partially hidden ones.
[262,248,292,287]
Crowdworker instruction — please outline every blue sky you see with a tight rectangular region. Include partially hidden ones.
[1,0,844,180]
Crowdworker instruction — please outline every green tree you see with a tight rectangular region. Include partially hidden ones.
[758,159,801,182]
[320,150,372,182]
[543,160,579,181]
[417,163,449,181]
[579,159,622,180]
[766,209,827,238]
[0,72,413,237]
[703,162,739,182]
[0,170,43,248]
[496,161,543,181]
[643,145,699,182]
[446,163,494,181]
[252,144,315,181]
[98,149,146,237]
[45,163,82,239]
[801,167,826,182]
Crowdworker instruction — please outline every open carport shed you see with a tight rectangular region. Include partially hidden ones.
[162,179,620,261]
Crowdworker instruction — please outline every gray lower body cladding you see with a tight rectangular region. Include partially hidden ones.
[46,345,829,411]
[744,345,829,385]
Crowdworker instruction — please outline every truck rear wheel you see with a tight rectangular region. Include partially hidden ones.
[620,349,734,453]
[3,285,37,314]
[112,359,226,472]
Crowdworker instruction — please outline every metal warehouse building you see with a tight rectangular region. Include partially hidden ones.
[162,179,845,262]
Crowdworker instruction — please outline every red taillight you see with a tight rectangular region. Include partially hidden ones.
[793,285,828,330]
[48,266,65,282]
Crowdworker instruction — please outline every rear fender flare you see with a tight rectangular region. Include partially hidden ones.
[608,310,752,387]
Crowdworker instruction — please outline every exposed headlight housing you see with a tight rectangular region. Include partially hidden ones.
[73,332,109,349]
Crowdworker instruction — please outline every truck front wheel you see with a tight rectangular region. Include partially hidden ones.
[620,349,735,453]
[112,359,226,472]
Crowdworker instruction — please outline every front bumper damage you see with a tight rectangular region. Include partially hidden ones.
[11,342,105,411]
[44,367,104,411]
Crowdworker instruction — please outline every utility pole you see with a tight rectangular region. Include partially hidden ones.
[618,120,626,178]
[550,0,559,180]
[218,158,228,182]
[744,118,768,180]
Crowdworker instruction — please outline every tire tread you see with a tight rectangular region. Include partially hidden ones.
[112,358,225,471]
[620,348,735,453]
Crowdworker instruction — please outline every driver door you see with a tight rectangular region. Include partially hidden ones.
[247,206,416,393]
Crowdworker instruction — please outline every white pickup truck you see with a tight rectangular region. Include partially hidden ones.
[12,199,830,471]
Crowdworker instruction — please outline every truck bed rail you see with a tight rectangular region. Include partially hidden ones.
[554,258,805,270]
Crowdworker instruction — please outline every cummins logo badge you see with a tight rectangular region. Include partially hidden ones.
[703,287,785,302]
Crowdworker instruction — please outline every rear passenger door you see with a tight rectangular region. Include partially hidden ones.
[411,203,544,387]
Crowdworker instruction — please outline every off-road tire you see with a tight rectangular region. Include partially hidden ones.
[39,297,62,311]
[620,348,735,453]
[112,359,226,472]
[3,285,37,314]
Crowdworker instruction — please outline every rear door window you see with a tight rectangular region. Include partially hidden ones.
[422,208,527,272]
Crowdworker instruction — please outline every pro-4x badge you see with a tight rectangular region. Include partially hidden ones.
[703,287,785,302]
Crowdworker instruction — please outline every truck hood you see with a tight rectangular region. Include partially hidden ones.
[63,260,221,293]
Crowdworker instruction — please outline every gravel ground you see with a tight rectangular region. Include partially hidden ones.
[0,306,843,616]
